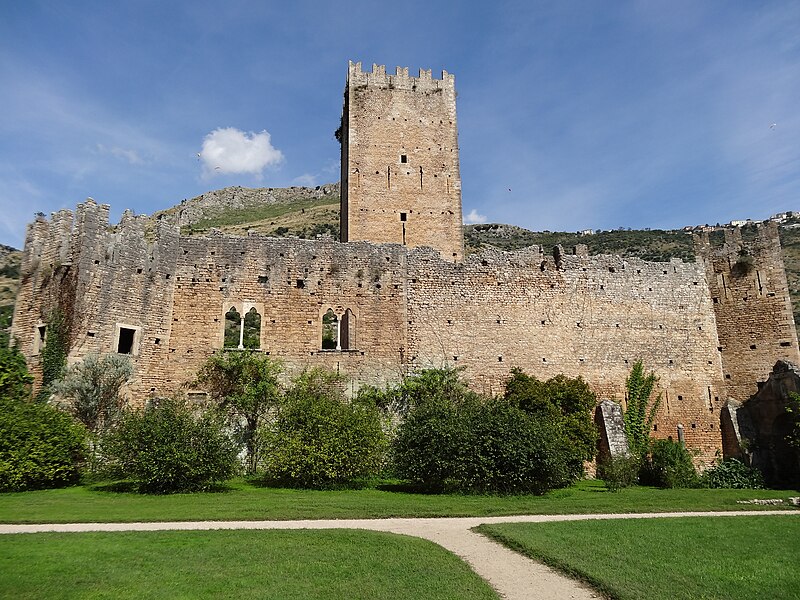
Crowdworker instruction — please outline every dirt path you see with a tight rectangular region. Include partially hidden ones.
[2,511,796,600]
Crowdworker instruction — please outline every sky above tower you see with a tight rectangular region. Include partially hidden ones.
[1,1,798,248]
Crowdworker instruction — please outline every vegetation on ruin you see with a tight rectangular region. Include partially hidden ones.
[477,515,800,600]
[0,529,498,600]
[622,359,661,459]
[1,479,797,524]
[102,398,238,494]
[639,439,699,488]
[37,309,70,402]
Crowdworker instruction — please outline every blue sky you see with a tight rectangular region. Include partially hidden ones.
[1,1,799,248]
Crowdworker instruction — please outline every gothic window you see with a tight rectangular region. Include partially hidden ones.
[322,309,338,350]
[341,309,356,350]
[224,306,262,350]
[224,307,241,349]
[243,307,261,349]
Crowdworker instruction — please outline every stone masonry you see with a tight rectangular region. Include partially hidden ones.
[11,62,800,463]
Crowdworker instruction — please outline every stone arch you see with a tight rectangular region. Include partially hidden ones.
[223,306,241,348]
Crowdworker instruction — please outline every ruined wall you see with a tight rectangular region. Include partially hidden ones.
[341,62,464,261]
[12,199,180,399]
[695,224,800,404]
[20,202,797,462]
[406,246,726,460]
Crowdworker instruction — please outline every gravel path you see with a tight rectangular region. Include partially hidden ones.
[2,511,797,600]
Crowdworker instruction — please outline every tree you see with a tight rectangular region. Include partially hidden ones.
[195,351,282,475]
[53,353,133,435]
[623,360,662,458]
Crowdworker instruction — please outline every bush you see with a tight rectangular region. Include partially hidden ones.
[597,455,640,492]
[640,439,698,488]
[102,398,237,493]
[0,398,86,492]
[503,369,598,464]
[392,393,579,494]
[53,353,132,435]
[261,369,387,488]
[700,458,764,489]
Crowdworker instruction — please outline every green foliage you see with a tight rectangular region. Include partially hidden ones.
[393,394,579,494]
[699,458,764,489]
[0,340,33,401]
[367,366,479,417]
[261,368,387,488]
[52,353,132,435]
[38,309,70,401]
[102,398,237,493]
[195,350,282,475]
[0,305,13,331]
[640,439,698,488]
[623,360,661,458]
[503,369,598,462]
[0,397,86,491]
[596,455,640,492]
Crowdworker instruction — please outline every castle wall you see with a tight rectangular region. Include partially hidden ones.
[18,202,794,463]
[341,62,464,261]
[406,247,726,460]
[695,224,800,404]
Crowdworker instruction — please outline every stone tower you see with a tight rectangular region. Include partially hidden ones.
[340,61,464,261]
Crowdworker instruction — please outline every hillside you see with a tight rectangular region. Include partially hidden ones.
[0,244,21,335]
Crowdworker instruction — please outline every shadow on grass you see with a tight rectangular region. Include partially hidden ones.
[89,481,236,495]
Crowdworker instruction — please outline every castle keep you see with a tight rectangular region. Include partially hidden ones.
[12,62,800,462]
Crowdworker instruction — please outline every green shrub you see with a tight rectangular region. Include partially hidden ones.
[392,394,579,494]
[102,398,237,493]
[700,458,764,489]
[53,353,132,435]
[597,455,640,492]
[261,369,387,488]
[0,398,86,491]
[640,439,698,488]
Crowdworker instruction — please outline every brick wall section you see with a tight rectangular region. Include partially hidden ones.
[695,224,800,404]
[341,62,464,261]
[406,246,725,460]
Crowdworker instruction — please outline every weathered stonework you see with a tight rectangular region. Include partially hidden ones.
[11,62,800,464]
[341,62,464,261]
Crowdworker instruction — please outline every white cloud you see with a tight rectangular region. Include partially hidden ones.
[464,209,488,224]
[200,127,283,178]
[96,144,144,165]
[291,173,318,187]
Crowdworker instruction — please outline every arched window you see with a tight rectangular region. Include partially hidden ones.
[243,307,261,349]
[322,308,338,350]
[224,307,240,348]
[341,308,356,350]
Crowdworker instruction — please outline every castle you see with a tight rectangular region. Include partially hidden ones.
[12,61,800,463]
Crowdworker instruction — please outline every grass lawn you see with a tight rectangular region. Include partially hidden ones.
[0,529,498,599]
[1,479,797,524]
[477,515,800,600]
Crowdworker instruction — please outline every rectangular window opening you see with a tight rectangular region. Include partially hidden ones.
[117,327,136,355]
[400,154,407,163]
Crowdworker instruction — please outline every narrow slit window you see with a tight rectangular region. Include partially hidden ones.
[400,154,407,163]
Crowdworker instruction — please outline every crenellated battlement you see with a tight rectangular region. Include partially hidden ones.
[347,61,455,92]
